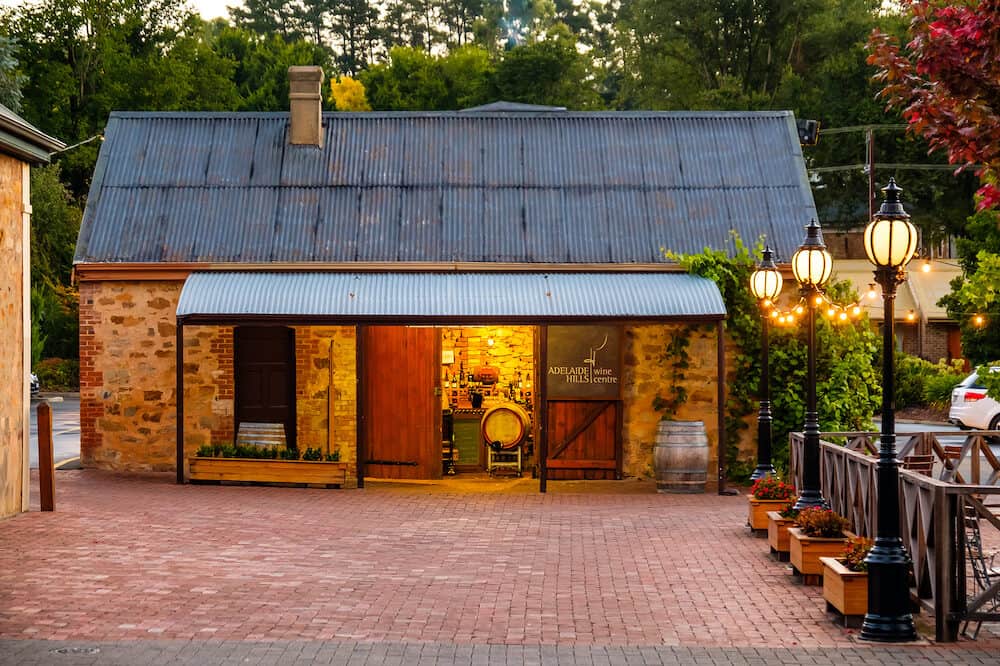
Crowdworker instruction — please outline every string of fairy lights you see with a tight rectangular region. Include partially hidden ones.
[761,258,994,329]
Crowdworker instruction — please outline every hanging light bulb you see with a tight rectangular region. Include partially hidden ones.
[839,311,848,322]
[814,294,824,306]
[852,305,862,317]
[905,310,916,322]
[867,283,878,299]
[974,314,986,327]
[826,307,836,318]
[921,258,932,273]
[794,305,804,315]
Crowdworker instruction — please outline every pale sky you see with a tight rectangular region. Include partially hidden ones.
[189,0,243,21]
[0,0,244,22]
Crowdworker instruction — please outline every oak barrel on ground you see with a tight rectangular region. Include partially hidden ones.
[654,420,708,493]
[481,403,531,449]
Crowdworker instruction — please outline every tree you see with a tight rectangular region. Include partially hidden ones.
[0,35,25,112]
[360,45,494,110]
[210,24,331,111]
[29,164,83,363]
[230,0,304,42]
[867,0,1000,211]
[329,76,371,110]
[492,25,601,108]
[5,1,241,196]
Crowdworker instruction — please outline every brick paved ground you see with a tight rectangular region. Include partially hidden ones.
[1,471,998,665]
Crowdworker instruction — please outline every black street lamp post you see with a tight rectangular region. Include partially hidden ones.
[861,178,918,642]
[791,220,833,510]
[749,246,783,480]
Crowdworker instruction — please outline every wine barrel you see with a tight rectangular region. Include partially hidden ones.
[653,420,708,493]
[481,403,531,449]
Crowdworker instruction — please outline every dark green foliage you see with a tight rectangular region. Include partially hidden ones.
[669,237,880,478]
[652,329,692,417]
[302,447,323,461]
[894,353,966,409]
[33,357,80,391]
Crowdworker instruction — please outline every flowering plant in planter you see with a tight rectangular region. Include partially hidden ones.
[795,507,850,538]
[842,536,874,572]
[779,500,799,520]
[750,476,795,500]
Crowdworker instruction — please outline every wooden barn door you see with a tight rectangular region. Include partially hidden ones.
[362,326,440,479]
[543,325,623,481]
[235,326,296,448]
[546,401,621,480]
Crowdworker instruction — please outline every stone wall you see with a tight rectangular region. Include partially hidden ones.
[0,155,27,518]
[621,323,748,488]
[440,326,535,409]
[294,325,358,486]
[79,284,748,489]
[79,280,186,469]
[80,281,359,484]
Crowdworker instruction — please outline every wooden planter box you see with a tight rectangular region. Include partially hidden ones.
[747,496,788,532]
[767,511,795,561]
[820,556,868,626]
[789,527,851,584]
[188,457,349,487]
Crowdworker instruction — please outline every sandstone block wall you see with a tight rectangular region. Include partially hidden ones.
[621,323,750,488]
[80,281,359,484]
[0,155,27,518]
[79,283,748,488]
[294,325,358,487]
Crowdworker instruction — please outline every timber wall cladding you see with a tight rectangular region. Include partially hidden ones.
[0,154,25,518]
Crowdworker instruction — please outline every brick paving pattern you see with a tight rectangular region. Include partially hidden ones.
[1,471,999,664]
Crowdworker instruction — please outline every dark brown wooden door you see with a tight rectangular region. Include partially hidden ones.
[362,326,440,479]
[235,326,296,448]
[546,400,620,480]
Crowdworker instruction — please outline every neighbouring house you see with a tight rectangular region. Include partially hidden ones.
[0,105,64,519]
[831,259,964,363]
[73,67,820,490]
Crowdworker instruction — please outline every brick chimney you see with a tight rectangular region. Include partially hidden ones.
[288,66,324,147]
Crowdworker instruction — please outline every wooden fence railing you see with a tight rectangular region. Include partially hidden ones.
[789,430,1000,641]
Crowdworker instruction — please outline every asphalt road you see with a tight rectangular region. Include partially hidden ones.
[27,395,80,469]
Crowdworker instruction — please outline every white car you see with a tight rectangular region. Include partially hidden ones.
[949,369,1000,431]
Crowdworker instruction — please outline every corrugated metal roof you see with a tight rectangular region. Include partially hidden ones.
[176,272,726,321]
[76,110,817,265]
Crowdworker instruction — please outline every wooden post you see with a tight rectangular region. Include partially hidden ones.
[37,401,55,511]
[539,325,548,494]
[717,320,729,494]
[176,321,185,484]
[355,325,365,489]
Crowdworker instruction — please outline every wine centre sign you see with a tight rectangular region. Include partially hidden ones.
[546,325,622,399]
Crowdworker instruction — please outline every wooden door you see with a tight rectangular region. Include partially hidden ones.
[235,326,296,448]
[545,400,621,480]
[362,326,440,479]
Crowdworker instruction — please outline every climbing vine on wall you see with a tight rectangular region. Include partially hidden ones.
[665,234,881,480]
[652,327,692,417]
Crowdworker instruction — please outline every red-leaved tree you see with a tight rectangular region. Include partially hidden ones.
[867,0,1000,210]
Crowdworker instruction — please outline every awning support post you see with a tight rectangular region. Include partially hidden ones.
[717,320,730,495]
[176,319,185,484]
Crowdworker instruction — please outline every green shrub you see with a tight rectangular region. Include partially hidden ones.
[33,357,79,391]
[895,354,932,409]
[923,360,967,407]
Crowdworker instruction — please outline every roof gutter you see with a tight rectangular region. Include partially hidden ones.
[73,260,695,281]
[0,112,65,164]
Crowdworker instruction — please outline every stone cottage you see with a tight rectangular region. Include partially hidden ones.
[0,105,64,519]
[73,67,819,491]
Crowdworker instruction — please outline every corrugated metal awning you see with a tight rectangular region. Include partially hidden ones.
[176,272,726,323]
